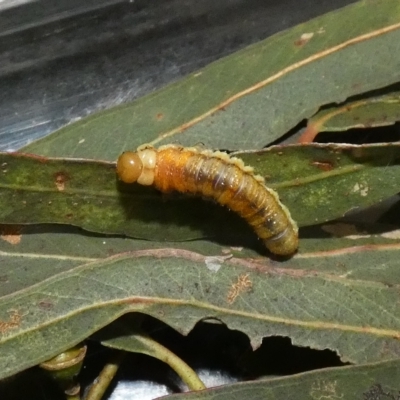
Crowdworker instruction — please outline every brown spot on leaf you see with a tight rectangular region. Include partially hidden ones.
[350,147,365,159]
[310,160,334,171]
[294,32,314,46]
[156,113,164,120]
[17,152,48,163]
[54,171,70,191]
[0,225,22,245]
[107,248,116,256]
[0,309,23,334]
[38,300,54,310]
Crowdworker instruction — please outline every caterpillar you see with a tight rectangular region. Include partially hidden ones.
[116,145,298,256]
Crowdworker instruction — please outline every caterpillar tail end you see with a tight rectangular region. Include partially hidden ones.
[264,228,299,256]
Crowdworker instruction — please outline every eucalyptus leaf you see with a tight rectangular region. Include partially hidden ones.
[1,244,399,379]
[300,90,400,142]
[164,359,400,400]
[22,0,400,159]
[1,143,399,238]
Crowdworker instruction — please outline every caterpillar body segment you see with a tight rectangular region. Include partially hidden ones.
[117,145,298,256]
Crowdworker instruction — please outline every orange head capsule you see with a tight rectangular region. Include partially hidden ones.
[117,151,143,183]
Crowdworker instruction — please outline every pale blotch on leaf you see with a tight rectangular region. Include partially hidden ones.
[352,182,369,197]
[0,225,21,245]
[310,379,343,400]
[381,229,400,240]
[295,32,314,46]
[321,223,370,239]
[204,255,232,272]
[229,246,244,252]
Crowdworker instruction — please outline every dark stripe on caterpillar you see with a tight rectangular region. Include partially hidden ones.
[116,145,298,256]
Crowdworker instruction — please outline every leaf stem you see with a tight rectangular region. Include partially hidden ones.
[84,352,125,400]
[135,332,206,392]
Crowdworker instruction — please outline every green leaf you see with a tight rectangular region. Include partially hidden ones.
[300,90,400,142]
[1,238,400,379]
[164,359,400,399]
[238,143,400,226]
[1,143,399,236]
[22,0,400,160]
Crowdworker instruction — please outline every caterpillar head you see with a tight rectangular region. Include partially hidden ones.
[116,149,156,186]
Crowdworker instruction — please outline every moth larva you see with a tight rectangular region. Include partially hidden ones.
[117,145,298,256]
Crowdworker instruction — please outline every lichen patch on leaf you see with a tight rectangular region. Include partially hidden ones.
[352,182,369,197]
[0,310,23,334]
[310,379,342,400]
[227,273,253,304]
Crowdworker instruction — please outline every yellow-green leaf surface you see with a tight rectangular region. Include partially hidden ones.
[22,0,400,160]
[1,239,400,379]
[1,143,399,237]
[164,359,400,399]
[300,90,400,142]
